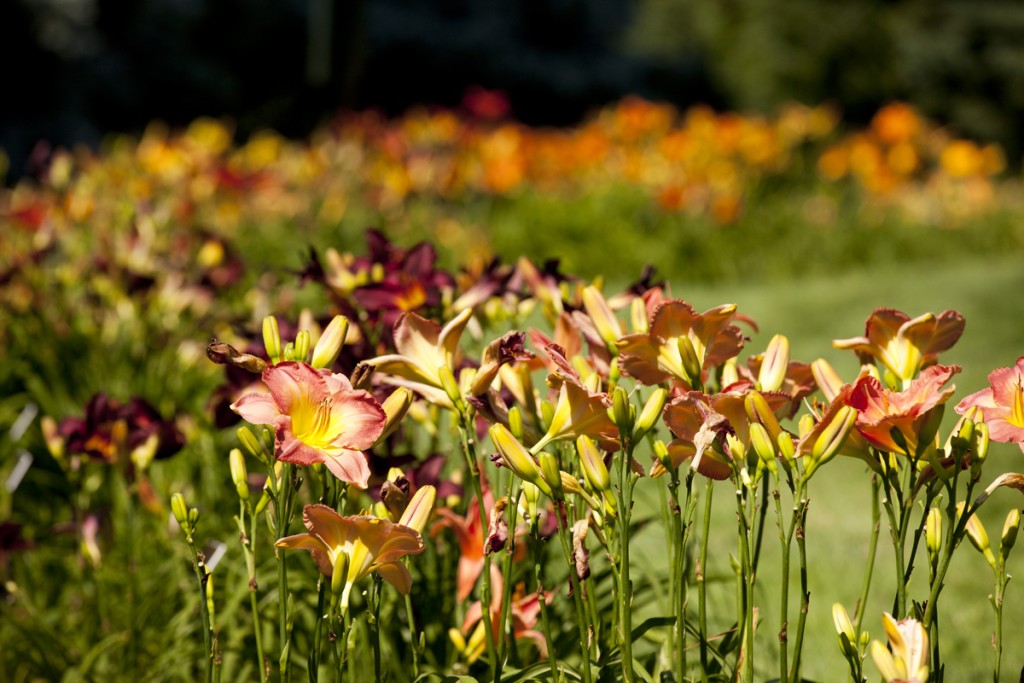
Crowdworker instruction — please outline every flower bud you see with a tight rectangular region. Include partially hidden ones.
[205,571,215,623]
[744,391,783,441]
[508,406,524,441]
[438,365,463,408]
[521,481,541,525]
[577,436,610,492]
[811,358,844,404]
[236,426,269,465]
[262,315,282,364]
[612,386,633,436]
[293,330,311,363]
[582,285,623,350]
[310,315,349,369]
[653,439,672,470]
[378,388,414,443]
[777,432,796,462]
[489,424,547,493]
[188,506,200,530]
[538,451,564,499]
[630,297,649,334]
[926,507,942,564]
[721,358,740,388]
[633,388,667,441]
[399,485,436,534]
[677,336,702,387]
[959,501,996,569]
[540,400,556,435]
[749,423,777,474]
[973,421,990,464]
[758,335,790,392]
[832,603,857,657]
[811,406,857,465]
[331,551,350,600]
[40,416,65,461]
[171,492,189,527]
[1001,509,1020,561]
[229,448,249,501]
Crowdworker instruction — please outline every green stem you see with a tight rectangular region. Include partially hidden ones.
[616,449,638,683]
[789,484,810,683]
[495,476,521,682]
[734,483,755,683]
[245,505,268,683]
[698,478,714,683]
[456,411,499,678]
[370,577,383,683]
[554,502,594,683]
[533,524,561,683]
[774,482,792,683]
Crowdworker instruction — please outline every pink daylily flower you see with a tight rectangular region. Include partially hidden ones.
[955,356,1024,453]
[231,361,386,488]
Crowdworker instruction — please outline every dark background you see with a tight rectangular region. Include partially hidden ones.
[5,0,1024,178]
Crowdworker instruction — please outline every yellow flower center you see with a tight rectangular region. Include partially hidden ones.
[1011,379,1024,429]
[291,396,341,450]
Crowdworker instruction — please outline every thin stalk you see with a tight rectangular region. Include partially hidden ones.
[993,566,1007,683]
[455,412,499,678]
[369,576,383,683]
[241,503,268,683]
[698,478,714,683]
[404,592,421,679]
[495,476,521,682]
[789,492,810,683]
[734,483,755,683]
[615,450,638,683]
[773,482,792,683]
[853,477,881,636]
[533,524,561,683]
[554,502,594,683]
[186,539,214,683]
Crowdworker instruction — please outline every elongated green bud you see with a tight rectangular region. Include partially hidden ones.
[399,485,437,534]
[293,330,311,363]
[811,358,843,403]
[749,422,777,474]
[758,334,789,392]
[378,388,414,443]
[237,426,269,465]
[777,432,796,462]
[959,501,996,569]
[653,439,672,470]
[633,388,667,441]
[1001,509,1021,560]
[489,424,547,493]
[521,481,541,525]
[438,365,463,408]
[805,406,857,479]
[331,552,350,599]
[262,315,282,364]
[974,422,990,464]
[538,451,564,499]
[229,448,249,501]
[577,436,610,492]
[205,572,215,625]
[310,315,349,369]
[677,336,702,387]
[630,297,649,334]
[745,391,783,440]
[188,507,200,530]
[508,406,524,441]
[171,492,189,527]
[539,400,556,435]
[832,603,857,657]
[612,386,633,436]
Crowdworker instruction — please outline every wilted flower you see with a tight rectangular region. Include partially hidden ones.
[834,308,964,384]
[231,361,386,488]
[276,504,425,610]
[955,356,1024,454]
[652,391,734,480]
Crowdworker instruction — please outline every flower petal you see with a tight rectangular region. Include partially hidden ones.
[231,391,280,425]
[322,449,372,489]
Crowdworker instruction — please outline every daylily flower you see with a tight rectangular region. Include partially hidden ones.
[531,345,619,453]
[58,392,184,465]
[834,308,964,385]
[454,566,554,663]
[231,361,386,488]
[955,356,1024,453]
[276,504,425,610]
[617,300,746,388]
[431,487,494,601]
[870,613,929,683]
[847,364,960,457]
[652,391,734,480]
[366,309,473,407]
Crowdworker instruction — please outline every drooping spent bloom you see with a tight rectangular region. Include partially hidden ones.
[847,364,960,457]
[870,613,929,683]
[834,308,964,385]
[276,504,425,609]
[955,356,1024,453]
[617,300,747,389]
[231,361,386,488]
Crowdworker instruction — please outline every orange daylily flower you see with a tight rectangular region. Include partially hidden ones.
[833,308,964,385]
[652,391,734,480]
[847,364,960,456]
[276,504,425,610]
[618,300,747,388]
